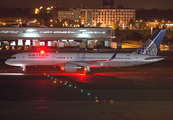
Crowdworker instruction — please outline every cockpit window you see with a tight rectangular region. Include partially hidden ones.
[11,56,16,59]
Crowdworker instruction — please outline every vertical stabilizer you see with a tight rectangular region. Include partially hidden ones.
[135,29,166,56]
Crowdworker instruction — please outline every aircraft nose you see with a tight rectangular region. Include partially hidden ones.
[5,59,11,65]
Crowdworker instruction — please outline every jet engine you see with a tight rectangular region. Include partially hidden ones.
[64,63,80,72]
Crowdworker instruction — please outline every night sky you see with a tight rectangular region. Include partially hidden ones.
[0,0,173,9]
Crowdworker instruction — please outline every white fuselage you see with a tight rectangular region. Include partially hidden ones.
[5,52,164,68]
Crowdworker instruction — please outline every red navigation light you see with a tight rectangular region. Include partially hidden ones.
[40,50,45,54]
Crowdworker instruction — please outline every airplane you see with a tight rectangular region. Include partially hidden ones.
[5,29,166,75]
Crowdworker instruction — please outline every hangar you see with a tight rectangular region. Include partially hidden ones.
[0,27,112,50]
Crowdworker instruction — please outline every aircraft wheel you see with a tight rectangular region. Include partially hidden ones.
[86,72,90,75]
[90,72,93,75]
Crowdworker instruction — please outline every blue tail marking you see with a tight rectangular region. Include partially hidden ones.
[97,49,100,53]
[135,29,166,56]
[110,51,117,60]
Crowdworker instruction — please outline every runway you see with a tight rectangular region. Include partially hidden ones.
[0,50,173,120]
[0,72,173,120]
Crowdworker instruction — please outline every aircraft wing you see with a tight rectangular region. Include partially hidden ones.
[67,51,117,67]
[67,59,108,66]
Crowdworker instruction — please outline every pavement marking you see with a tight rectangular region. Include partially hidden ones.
[0,73,24,75]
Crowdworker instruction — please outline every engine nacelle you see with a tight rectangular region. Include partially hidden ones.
[64,63,78,72]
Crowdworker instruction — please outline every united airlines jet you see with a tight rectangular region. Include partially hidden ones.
[5,29,166,75]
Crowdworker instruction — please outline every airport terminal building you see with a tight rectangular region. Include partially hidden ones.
[0,27,112,49]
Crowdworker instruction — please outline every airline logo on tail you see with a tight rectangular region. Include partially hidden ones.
[135,29,166,56]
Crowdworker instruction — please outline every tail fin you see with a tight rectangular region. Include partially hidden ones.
[110,51,117,60]
[135,29,166,56]
[97,49,100,53]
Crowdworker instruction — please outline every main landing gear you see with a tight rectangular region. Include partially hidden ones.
[86,71,93,75]
[85,66,93,75]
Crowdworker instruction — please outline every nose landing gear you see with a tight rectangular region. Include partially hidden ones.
[22,66,27,74]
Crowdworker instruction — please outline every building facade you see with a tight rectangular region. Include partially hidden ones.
[34,6,135,28]
[0,27,112,48]
[80,8,135,27]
